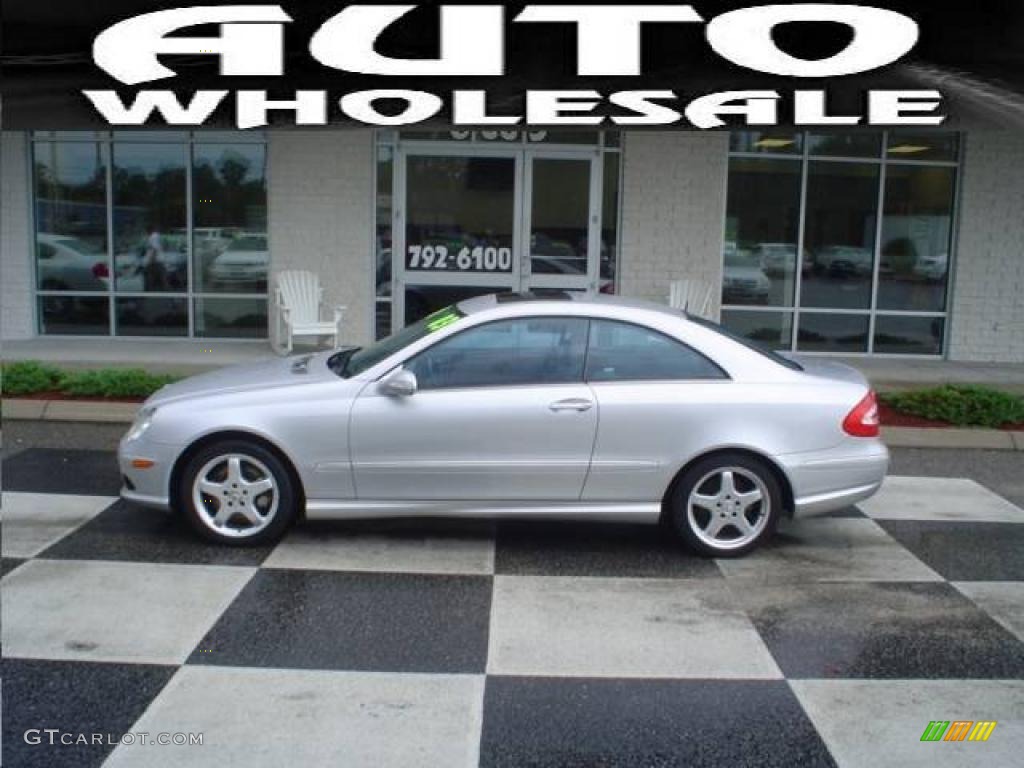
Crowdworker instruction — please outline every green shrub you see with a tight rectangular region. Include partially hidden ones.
[1,361,178,399]
[0,361,63,395]
[882,385,1024,428]
[59,368,178,398]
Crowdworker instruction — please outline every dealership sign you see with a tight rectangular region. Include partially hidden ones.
[83,3,944,129]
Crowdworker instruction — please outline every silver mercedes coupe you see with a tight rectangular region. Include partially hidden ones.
[119,293,888,557]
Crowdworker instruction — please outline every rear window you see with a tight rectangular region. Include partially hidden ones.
[686,314,803,371]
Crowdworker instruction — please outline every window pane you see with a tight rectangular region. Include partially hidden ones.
[600,152,619,289]
[375,300,392,341]
[797,313,869,353]
[720,310,793,351]
[112,143,188,293]
[586,320,725,381]
[376,143,393,298]
[887,133,959,162]
[723,158,802,307]
[193,144,268,294]
[529,158,589,278]
[801,162,879,309]
[405,156,515,276]
[34,142,109,293]
[39,296,109,336]
[807,132,882,158]
[115,297,188,336]
[877,165,955,312]
[729,132,802,154]
[194,297,268,338]
[874,315,944,355]
[407,317,588,389]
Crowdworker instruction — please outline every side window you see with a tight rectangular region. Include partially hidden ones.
[407,316,589,390]
[585,319,726,382]
[37,243,56,260]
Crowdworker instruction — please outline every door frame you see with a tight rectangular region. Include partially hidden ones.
[392,141,603,329]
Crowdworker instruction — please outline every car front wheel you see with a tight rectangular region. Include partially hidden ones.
[668,453,782,558]
[180,440,298,546]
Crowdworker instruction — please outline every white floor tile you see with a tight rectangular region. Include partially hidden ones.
[103,666,484,768]
[487,575,782,679]
[263,528,494,575]
[1,492,115,558]
[1,559,254,664]
[718,518,942,583]
[954,581,1024,642]
[791,679,1024,768]
[858,476,1024,522]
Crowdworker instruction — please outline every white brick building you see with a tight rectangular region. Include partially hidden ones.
[2,128,1022,363]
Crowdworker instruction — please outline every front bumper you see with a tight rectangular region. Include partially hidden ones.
[118,433,179,510]
[780,440,889,517]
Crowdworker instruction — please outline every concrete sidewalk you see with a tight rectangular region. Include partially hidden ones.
[3,398,1022,451]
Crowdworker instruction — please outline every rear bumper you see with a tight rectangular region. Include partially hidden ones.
[780,440,889,517]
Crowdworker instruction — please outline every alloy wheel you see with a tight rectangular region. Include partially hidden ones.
[686,466,770,552]
[191,453,279,539]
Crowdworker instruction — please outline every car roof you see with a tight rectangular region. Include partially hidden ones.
[458,291,689,320]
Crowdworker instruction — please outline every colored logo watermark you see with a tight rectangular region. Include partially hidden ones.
[920,721,997,742]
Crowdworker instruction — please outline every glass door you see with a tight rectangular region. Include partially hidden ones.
[396,150,522,326]
[522,153,602,293]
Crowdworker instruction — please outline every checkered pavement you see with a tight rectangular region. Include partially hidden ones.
[3,447,1024,767]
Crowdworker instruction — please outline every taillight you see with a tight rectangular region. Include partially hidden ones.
[92,262,110,279]
[843,390,880,437]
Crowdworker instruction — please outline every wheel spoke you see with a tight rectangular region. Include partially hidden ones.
[238,501,265,525]
[719,470,737,498]
[735,488,763,511]
[226,456,243,485]
[704,516,727,538]
[243,477,274,496]
[199,479,225,496]
[734,513,755,536]
[213,502,234,526]
[691,492,720,510]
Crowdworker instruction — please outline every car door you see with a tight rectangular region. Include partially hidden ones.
[581,318,731,501]
[349,316,596,500]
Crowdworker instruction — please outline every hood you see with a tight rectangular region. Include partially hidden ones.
[147,350,345,406]
[789,356,870,388]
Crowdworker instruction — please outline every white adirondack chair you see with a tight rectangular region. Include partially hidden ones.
[274,270,346,354]
[668,279,715,318]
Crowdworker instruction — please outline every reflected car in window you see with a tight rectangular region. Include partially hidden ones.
[37,233,110,292]
[119,294,887,557]
[815,245,874,277]
[723,248,771,303]
[207,234,269,289]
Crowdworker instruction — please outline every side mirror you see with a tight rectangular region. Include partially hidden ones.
[380,368,417,397]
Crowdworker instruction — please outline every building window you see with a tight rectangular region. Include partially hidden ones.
[32,131,268,338]
[722,130,959,356]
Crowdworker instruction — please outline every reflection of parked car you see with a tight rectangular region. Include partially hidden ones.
[913,252,948,281]
[815,246,873,276]
[37,233,110,291]
[208,235,268,287]
[114,234,188,292]
[723,248,771,303]
[755,243,812,277]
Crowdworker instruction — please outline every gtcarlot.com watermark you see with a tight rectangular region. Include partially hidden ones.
[24,729,203,747]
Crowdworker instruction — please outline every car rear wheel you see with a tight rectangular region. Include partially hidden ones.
[180,440,297,546]
[668,453,781,558]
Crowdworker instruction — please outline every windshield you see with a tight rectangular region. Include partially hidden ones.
[332,306,466,378]
[228,236,267,251]
[686,313,803,371]
[724,249,761,268]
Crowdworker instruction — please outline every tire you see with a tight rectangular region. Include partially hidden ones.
[667,452,782,558]
[179,439,298,546]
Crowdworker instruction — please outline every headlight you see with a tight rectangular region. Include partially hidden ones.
[125,406,156,441]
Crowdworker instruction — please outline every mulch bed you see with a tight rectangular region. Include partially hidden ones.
[877,402,1023,431]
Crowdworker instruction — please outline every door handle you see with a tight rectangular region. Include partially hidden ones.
[549,398,593,412]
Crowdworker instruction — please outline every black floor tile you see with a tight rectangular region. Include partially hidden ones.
[878,520,1024,581]
[2,448,120,496]
[187,569,492,672]
[480,676,836,768]
[495,520,722,578]
[40,499,273,566]
[741,581,1024,679]
[2,557,26,577]
[1,658,176,768]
